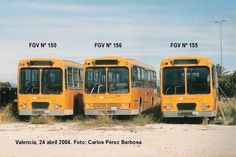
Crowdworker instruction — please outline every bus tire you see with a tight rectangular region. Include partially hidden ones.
[139,98,142,114]
[73,96,79,117]
[151,97,154,107]
[209,117,216,124]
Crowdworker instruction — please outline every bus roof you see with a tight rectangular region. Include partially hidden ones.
[18,58,81,67]
[160,56,214,67]
[84,56,156,70]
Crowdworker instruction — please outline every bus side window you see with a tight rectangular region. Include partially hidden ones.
[73,68,79,89]
[141,68,144,87]
[150,71,154,88]
[66,67,81,89]
[153,71,157,88]
[65,69,67,89]
[137,67,141,87]
[79,69,83,89]
[148,70,151,88]
[66,67,73,89]
[132,66,138,87]
[144,69,148,88]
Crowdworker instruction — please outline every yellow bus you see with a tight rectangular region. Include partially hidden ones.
[17,58,83,116]
[83,56,158,115]
[160,56,218,118]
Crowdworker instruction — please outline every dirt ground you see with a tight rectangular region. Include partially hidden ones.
[0,123,236,157]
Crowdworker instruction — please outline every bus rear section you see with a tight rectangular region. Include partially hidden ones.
[160,57,218,118]
[17,59,83,116]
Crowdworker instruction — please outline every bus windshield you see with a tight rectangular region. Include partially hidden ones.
[108,67,129,93]
[42,68,63,94]
[187,67,210,94]
[85,67,129,94]
[163,66,210,95]
[85,68,106,94]
[20,68,40,94]
[163,67,185,95]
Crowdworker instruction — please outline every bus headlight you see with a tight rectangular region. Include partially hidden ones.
[121,103,129,108]
[165,104,172,110]
[201,104,209,110]
[54,104,60,109]
[21,104,27,109]
[85,104,90,108]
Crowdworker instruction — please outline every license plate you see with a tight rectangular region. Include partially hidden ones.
[32,110,50,115]
[178,112,192,116]
[98,110,116,114]
[32,110,45,115]
[111,107,117,110]
[107,110,116,114]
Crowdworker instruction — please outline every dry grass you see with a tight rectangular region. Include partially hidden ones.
[217,99,236,125]
[69,114,155,129]
[78,115,116,128]
[29,115,56,124]
[0,103,57,124]
[1,100,235,126]
[0,103,18,123]
[129,114,154,126]
[69,115,119,129]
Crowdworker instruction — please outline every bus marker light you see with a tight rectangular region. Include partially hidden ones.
[54,104,60,109]
[201,104,207,110]
[21,104,27,109]
[166,104,172,110]
[85,104,90,108]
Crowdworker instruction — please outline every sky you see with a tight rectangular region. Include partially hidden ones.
[0,0,236,83]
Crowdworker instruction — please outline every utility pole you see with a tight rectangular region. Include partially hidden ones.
[215,20,226,76]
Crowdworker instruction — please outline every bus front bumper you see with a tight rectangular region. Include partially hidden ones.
[163,111,217,118]
[18,109,73,116]
[85,109,139,115]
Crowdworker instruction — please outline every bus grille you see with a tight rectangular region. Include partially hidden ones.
[32,102,49,109]
[92,103,120,109]
[177,103,196,111]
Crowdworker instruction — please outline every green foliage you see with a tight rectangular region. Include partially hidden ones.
[0,82,11,88]
[216,64,236,97]
[219,71,236,97]
[216,64,230,77]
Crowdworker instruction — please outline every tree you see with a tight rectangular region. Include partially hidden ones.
[216,64,230,78]
[0,82,11,88]
[215,65,236,97]
[218,71,236,97]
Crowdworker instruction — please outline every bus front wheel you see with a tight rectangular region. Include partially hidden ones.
[151,97,154,107]
[139,98,142,114]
